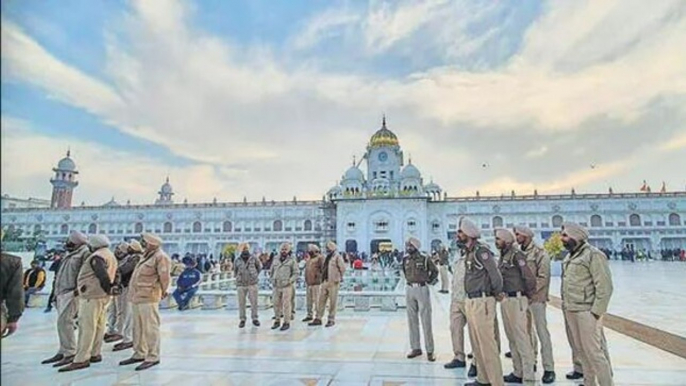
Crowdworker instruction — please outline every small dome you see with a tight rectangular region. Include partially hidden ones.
[328,185,342,196]
[425,181,441,192]
[368,116,399,149]
[401,163,421,180]
[343,166,364,181]
[56,151,76,171]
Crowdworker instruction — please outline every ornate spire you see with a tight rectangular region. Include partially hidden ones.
[352,155,356,166]
[382,114,386,128]
[66,147,71,157]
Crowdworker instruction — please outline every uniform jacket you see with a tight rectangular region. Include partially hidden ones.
[522,242,551,303]
[234,255,262,287]
[322,252,346,283]
[562,242,613,315]
[0,253,24,323]
[402,251,438,284]
[270,255,298,288]
[451,254,467,303]
[54,244,89,296]
[129,248,171,304]
[304,254,324,286]
[77,247,117,299]
[23,268,46,289]
[498,247,536,296]
[118,252,143,288]
[464,241,503,296]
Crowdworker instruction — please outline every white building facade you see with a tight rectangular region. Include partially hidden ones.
[2,120,685,254]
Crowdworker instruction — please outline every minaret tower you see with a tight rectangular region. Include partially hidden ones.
[155,177,174,205]
[50,150,79,209]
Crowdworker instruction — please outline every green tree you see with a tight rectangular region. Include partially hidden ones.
[544,232,566,261]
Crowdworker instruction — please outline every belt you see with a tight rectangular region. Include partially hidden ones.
[505,291,523,297]
[466,291,492,299]
[407,282,427,287]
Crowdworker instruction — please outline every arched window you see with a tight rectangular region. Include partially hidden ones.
[163,222,173,233]
[222,221,232,232]
[590,214,602,228]
[33,224,42,234]
[60,224,69,234]
[669,213,681,226]
[304,220,312,231]
[552,215,564,228]
[88,223,97,234]
[273,220,283,232]
[192,221,202,233]
[134,222,143,233]
[492,216,503,228]
[629,214,641,227]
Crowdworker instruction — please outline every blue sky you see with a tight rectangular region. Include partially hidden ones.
[2,0,685,204]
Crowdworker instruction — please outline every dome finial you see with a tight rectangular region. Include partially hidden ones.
[165,176,169,183]
[66,147,71,157]
[382,114,386,128]
[352,155,356,166]
[408,154,412,164]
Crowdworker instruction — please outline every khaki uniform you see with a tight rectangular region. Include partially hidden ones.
[118,251,142,344]
[304,254,324,318]
[562,242,614,386]
[74,248,117,363]
[498,247,536,381]
[129,248,171,362]
[522,241,555,372]
[438,249,450,292]
[270,256,298,324]
[53,244,89,356]
[449,254,467,361]
[403,251,438,354]
[316,252,346,322]
[464,242,503,386]
[234,255,262,321]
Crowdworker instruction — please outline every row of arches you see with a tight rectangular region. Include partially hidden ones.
[56,220,315,235]
[490,213,682,229]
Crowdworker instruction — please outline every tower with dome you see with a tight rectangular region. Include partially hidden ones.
[49,150,79,209]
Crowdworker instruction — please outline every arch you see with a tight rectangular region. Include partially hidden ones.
[304,219,312,231]
[492,216,503,228]
[552,215,564,228]
[60,224,69,234]
[273,220,283,232]
[33,224,42,234]
[345,239,358,253]
[590,214,603,228]
[134,222,143,234]
[668,213,681,226]
[192,221,202,233]
[163,222,173,233]
[222,221,232,232]
[629,213,641,227]
[88,223,97,234]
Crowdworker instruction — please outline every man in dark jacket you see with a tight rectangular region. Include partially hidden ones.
[1,252,25,338]
[23,260,46,306]
[172,257,202,311]
[113,240,144,352]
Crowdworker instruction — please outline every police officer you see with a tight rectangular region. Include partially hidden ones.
[561,222,614,386]
[514,225,556,384]
[42,231,89,367]
[460,217,504,386]
[437,245,450,294]
[0,252,24,338]
[310,241,346,327]
[302,244,323,322]
[403,237,438,362]
[59,235,118,372]
[270,242,298,331]
[495,228,536,384]
[119,233,171,371]
[234,242,262,328]
[105,242,129,343]
[113,240,144,352]
[444,242,468,369]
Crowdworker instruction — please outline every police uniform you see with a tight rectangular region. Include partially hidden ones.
[438,247,450,293]
[445,250,468,367]
[561,222,614,386]
[270,243,298,330]
[119,233,171,371]
[403,237,438,361]
[496,228,537,383]
[113,240,144,351]
[461,218,504,386]
[105,242,130,342]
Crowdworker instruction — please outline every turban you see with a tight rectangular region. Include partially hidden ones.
[326,241,337,251]
[280,242,292,253]
[68,230,88,245]
[459,217,480,239]
[513,225,534,238]
[141,232,163,247]
[88,234,111,249]
[562,222,589,242]
[128,240,143,253]
[494,228,515,244]
[115,242,129,254]
[237,242,250,253]
[308,244,320,253]
[406,237,421,250]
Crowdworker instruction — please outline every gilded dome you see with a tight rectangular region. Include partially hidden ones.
[368,116,399,149]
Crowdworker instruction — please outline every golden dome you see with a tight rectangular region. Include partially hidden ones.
[368,116,399,148]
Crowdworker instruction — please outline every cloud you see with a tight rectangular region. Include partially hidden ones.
[290,8,360,50]
[660,132,686,151]
[525,145,548,158]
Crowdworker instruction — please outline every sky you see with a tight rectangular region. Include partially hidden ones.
[1,0,685,206]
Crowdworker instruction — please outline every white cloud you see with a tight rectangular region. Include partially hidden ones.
[525,145,549,159]
[291,8,360,50]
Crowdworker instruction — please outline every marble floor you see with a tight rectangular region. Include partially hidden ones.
[3,261,686,385]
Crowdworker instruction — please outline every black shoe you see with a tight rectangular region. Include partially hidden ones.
[44,308,52,313]
[542,371,556,384]
[503,373,523,383]
[566,370,583,380]
[504,351,512,358]
[279,323,290,331]
[238,320,246,328]
[468,364,477,378]
[119,357,145,366]
[444,359,466,369]
[427,353,436,362]
[252,319,260,327]
[467,353,473,359]
[302,316,313,322]
[325,320,335,328]
[463,382,490,386]
[406,349,422,359]
[308,318,322,326]
[271,322,281,330]
[52,355,75,367]
[135,361,160,371]
[41,354,64,365]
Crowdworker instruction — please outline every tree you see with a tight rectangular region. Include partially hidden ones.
[222,244,237,259]
[544,232,566,261]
